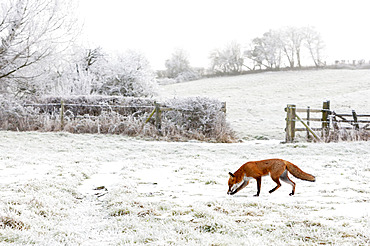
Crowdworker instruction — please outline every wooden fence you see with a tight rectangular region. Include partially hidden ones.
[24,101,163,132]
[24,101,227,134]
[285,100,370,142]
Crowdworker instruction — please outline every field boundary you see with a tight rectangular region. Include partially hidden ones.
[0,96,233,142]
[285,100,370,142]
[23,101,227,133]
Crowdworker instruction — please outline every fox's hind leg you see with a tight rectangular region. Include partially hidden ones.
[280,169,296,196]
[269,176,281,194]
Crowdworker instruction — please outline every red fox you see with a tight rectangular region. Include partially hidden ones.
[227,159,315,196]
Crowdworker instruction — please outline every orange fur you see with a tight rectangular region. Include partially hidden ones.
[227,159,315,196]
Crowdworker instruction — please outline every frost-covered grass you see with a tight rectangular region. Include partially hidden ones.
[1,131,369,245]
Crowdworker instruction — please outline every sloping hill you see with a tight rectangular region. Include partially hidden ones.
[159,69,370,140]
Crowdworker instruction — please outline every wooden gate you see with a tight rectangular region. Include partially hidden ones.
[285,100,370,142]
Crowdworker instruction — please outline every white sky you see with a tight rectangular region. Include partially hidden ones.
[78,0,370,69]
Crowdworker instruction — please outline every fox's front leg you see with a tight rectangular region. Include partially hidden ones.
[254,177,261,197]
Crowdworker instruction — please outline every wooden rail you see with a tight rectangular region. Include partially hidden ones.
[285,100,370,142]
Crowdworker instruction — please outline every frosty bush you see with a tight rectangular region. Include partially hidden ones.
[0,95,235,142]
[162,97,234,142]
[325,128,370,142]
[98,51,158,97]
[174,70,201,83]
[0,95,43,131]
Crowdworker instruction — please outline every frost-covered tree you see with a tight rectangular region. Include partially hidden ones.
[46,46,106,96]
[303,26,325,67]
[165,49,199,82]
[281,27,306,68]
[245,30,282,70]
[0,0,78,96]
[99,50,158,97]
[209,41,244,74]
[46,49,157,97]
[165,48,190,78]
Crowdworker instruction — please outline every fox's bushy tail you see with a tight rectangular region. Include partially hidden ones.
[286,162,316,182]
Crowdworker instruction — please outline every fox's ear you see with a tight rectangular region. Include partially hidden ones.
[228,172,235,178]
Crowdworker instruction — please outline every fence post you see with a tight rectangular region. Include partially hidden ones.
[155,102,162,134]
[352,110,359,130]
[285,104,296,143]
[221,102,227,113]
[60,100,65,130]
[306,106,311,140]
[322,100,330,138]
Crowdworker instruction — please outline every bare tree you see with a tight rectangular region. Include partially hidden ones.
[280,27,294,68]
[280,27,306,68]
[303,26,325,67]
[0,0,78,95]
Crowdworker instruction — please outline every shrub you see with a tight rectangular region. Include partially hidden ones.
[97,51,158,97]
[162,97,234,142]
[174,70,201,83]
[0,95,43,131]
[325,128,370,142]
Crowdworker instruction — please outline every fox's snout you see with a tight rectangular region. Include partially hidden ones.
[227,185,238,195]
[227,189,237,195]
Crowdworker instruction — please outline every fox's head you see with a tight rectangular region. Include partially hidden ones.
[227,172,250,195]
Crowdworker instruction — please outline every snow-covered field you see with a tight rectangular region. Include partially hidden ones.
[1,132,369,245]
[1,70,370,245]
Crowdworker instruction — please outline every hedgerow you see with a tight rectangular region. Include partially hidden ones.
[0,95,235,143]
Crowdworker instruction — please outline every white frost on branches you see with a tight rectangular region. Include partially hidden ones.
[47,48,158,98]
[0,0,79,96]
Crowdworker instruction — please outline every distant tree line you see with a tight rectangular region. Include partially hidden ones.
[162,26,325,80]
[245,26,324,70]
